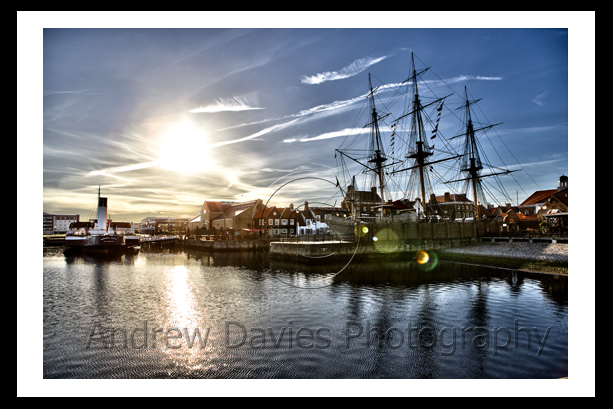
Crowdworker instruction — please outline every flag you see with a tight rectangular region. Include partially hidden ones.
[391,123,396,128]
[431,134,436,139]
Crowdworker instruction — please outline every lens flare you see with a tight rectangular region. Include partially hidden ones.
[415,249,430,264]
[362,226,369,234]
[371,227,400,253]
[413,249,439,271]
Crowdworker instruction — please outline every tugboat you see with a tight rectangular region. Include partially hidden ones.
[64,187,139,254]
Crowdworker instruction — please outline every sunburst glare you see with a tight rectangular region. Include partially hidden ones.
[158,119,212,173]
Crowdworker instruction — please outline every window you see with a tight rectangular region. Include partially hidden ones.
[290,219,294,225]
[281,229,287,234]
[269,219,273,225]
[275,219,279,225]
[273,229,279,235]
[282,219,288,225]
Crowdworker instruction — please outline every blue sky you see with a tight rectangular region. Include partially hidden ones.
[21,12,594,223]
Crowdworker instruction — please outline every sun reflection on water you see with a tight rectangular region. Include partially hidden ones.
[159,265,213,373]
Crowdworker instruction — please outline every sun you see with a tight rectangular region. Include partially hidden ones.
[158,119,212,173]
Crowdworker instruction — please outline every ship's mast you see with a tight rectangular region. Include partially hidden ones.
[405,52,433,218]
[334,74,390,219]
[463,87,482,220]
[446,86,516,220]
[366,74,388,216]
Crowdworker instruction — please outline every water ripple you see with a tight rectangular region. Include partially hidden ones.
[43,249,568,379]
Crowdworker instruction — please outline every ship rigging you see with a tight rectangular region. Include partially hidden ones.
[334,52,521,222]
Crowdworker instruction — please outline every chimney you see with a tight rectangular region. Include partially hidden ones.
[347,185,354,194]
[289,203,294,210]
[304,201,309,213]
[430,193,436,204]
[445,192,451,203]
[371,186,377,196]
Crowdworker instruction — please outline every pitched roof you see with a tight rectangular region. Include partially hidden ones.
[252,206,310,225]
[188,215,201,223]
[519,189,557,207]
[252,206,279,219]
[553,187,568,206]
[373,200,411,209]
[476,204,493,217]
[344,189,382,203]
[211,200,261,220]
[435,193,473,203]
[201,201,233,213]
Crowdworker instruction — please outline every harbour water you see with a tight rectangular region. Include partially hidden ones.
[43,246,568,379]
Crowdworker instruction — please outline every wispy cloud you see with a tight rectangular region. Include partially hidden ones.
[531,92,547,106]
[442,75,503,84]
[283,128,362,143]
[212,73,504,149]
[211,95,367,147]
[216,93,365,133]
[43,90,93,96]
[190,93,264,113]
[301,55,391,85]
[87,160,163,178]
[208,117,303,148]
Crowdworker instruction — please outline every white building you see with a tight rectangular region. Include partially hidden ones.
[43,212,80,234]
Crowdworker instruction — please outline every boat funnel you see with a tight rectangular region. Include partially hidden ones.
[97,197,108,230]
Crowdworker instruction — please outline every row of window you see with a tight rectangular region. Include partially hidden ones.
[258,219,296,226]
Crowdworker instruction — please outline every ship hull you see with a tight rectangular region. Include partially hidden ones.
[327,212,417,240]
[326,215,360,240]
[64,236,88,247]
[64,235,129,255]
[84,235,125,253]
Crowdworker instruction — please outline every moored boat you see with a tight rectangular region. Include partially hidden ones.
[330,52,519,239]
[64,187,139,254]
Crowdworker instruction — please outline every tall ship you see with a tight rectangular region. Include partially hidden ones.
[64,187,139,253]
[328,52,519,240]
